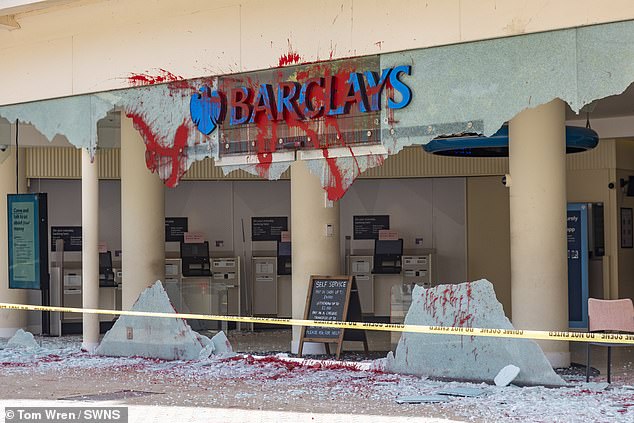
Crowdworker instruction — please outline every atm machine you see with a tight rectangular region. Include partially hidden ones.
[180,241,213,329]
[276,241,292,318]
[372,239,404,318]
[276,241,291,276]
[180,242,212,277]
[372,239,403,274]
[99,251,116,287]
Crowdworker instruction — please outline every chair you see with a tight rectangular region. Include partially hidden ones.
[586,298,634,383]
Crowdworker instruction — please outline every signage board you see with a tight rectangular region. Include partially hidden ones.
[184,232,205,244]
[7,193,48,290]
[353,215,390,240]
[251,216,288,241]
[51,226,82,252]
[378,229,399,240]
[298,275,367,359]
[189,57,413,158]
[303,276,351,340]
[567,203,589,328]
[165,217,188,242]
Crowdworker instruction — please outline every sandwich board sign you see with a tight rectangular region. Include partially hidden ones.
[298,275,368,359]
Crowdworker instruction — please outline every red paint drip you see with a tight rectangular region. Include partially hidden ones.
[322,148,347,201]
[125,112,189,187]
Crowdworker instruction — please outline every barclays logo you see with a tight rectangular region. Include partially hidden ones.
[190,65,412,136]
[190,86,225,135]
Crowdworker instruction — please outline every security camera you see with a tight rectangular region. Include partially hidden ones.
[501,174,512,188]
[0,145,8,152]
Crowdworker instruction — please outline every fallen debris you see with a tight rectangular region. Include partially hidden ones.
[386,279,566,386]
[96,281,233,361]
[494,365,521,387]
[395,395,451,404]
[6,329,39,350]
[436,387,487,397]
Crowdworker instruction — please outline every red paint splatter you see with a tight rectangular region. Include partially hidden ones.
[218,60,383,200]
[127,68,185,87]
[125,112,190,187]
[279,52,301,67]
[278,40,302,67]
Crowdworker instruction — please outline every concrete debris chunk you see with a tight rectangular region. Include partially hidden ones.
[494,365,521,387]
[96,281,233,361]
[6,329,39,349]
[585,382,610,391]
[211,331,233,355]
[386,279,566,387]
[196,333,215,359]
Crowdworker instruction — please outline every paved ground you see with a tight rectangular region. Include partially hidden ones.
[0,331,633,422]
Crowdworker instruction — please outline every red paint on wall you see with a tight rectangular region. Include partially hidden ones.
[278,40,302,67]
[125,112,190,188]
[322,148,347,201]
[128,68,185,87]
[279,51,302,67]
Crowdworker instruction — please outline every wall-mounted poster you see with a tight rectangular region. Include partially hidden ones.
[51,226,82,252]
[251,217,288,241]
[165,217,188,242]
[567,203,589,329]
[353,215,390,240]
[621,208,633,248]
[7,193,48,290]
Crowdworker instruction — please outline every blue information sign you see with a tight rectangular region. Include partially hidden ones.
[567,203,589,328]
[7,194,47,290]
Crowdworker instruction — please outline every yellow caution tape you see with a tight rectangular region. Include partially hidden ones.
[1,302,633,344]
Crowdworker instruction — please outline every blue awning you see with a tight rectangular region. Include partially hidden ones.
[422,125,599,157]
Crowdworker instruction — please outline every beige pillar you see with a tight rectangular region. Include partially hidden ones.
[0,146,27,337]
[290,160,340,353]
[120,116,165,310]
[509,98,570,368]
[81,149,99,351]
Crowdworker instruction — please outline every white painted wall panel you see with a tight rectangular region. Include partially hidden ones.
[72,4,242,93]
[339,178,466,284]
[2,0,634,104]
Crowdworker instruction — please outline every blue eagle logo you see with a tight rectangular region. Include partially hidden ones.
[190,86,225,135]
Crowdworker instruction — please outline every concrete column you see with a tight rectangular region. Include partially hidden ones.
[290,160,340,353]
[509,99,570,368]
[120,116,165,310]
[81,149,99,351]
[0,146,27,337]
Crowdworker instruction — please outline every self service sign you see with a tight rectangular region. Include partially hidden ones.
[7,193,48,290]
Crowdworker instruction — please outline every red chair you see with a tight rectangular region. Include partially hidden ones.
[586,298,634,383]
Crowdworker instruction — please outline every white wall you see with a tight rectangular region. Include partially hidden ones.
[30,179,121,262]
[339,178,467,283]
[2,0,634,105]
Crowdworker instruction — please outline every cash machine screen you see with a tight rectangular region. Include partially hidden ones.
[181,242,209,258]
[277,241,291,256]
[99,251,113,269]
[374,239,403,256]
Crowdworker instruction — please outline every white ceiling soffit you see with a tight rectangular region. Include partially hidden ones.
[0,0,77,15]
[0,0,84,29]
